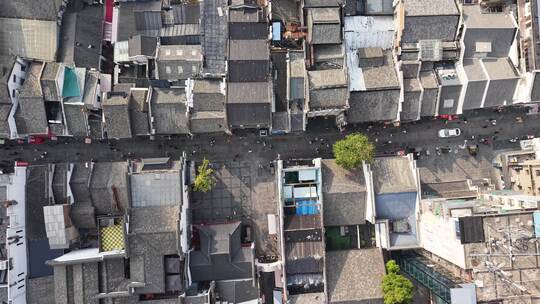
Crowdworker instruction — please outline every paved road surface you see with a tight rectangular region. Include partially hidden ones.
[0,107,536,167]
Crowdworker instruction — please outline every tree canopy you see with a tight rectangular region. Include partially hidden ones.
[382,260,414,304]
[193,158,215,192]
[333,133,375,169]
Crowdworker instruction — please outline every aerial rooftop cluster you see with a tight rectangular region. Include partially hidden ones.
[1,0,539,140]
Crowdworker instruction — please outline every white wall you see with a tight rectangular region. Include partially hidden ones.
[7,58,28,139]
[419,204,467,269]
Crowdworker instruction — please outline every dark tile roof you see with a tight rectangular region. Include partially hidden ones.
[64,104,88,137]
[201,0,228,75]
[229,40,269,61]
[69,162,92,203]
[0,18,59,61]
[128,35,158,58]
[215,280,259,304]
[347,89,400,123]
[228,61,270,82]
[89,162,129,214]
[272,111,289,132]
[103,94,132,139]
[227,103,271,127]
[401,78,422,121]
[0,0,65,20]
[405,0,459,16]
[0,55,14,104]
[162,3,200,25]
[326,249,385,303]
[189,222,254,282]
[27,276,56,304]
[190,111,226,134]
[150,87,188,134]
[227,82,271,104]
[304,0,342,7]
[308,69,348,109]
[322,159,367,226]
[229,22,268,40]
[129,89,150,136]
[116,1,162,41]
[70,202,96,229]
[26,165,49,241]
[128,206,181,294]
[17,63,48,134]
[58,5,104,69]
[192,79,225,111]
[82,70,100,108]
[156,45,202,80]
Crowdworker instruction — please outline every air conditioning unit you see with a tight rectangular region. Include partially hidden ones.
[0,260,9,270]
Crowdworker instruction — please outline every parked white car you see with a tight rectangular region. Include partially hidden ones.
[438,128,461,138]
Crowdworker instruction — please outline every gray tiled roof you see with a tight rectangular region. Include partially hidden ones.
[0,0,65,20]
[228,60,270,82]
[201,0,228,75]
[229,40,269,61]
[162,3,200,25]
[227,82,271,104]
[322,159,367,226]
[82,70,99,108]
[103,94,132,139]
[189,222,254,282]
[272,112,289,132]
[156,45,202,80]
[308,69,348,109]
[0,55,14,104]
[63,104,88,137]
[227,103,271,127]
[41,62,62,102]
[192,79,225,111]
[307,8,342,44]
[326,249,385,303]
[90,162,129,214]
[0,18,58,61]
[215,280,259,304]
[404,0,459,16]
[361,52,400,90]
[371,157,417,194]
[129,89,150,136]
[190,111,226,133]
[304,0,342,7]
[347,89,399,123]
[16,96,48,135]
[128,35,157,58]
[116,0,162,41]
[150,88,189,134]
[58,5,104,69]
[401,78,422,121]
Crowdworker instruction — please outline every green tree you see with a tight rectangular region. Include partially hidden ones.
[382,260,414,304]
[333,133,375,169]
[193,159,215,192]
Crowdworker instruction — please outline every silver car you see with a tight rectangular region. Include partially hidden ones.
[438,128,461,138]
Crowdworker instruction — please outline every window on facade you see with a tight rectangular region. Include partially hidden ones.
[11,89,15,98]
[177,66,183,74]
[19,78,24,85]
[20,65,26,72]
[176,49,183,56]
[165,66,171,74]
[12,74,16,83]
[443,99,454,108]
[536,170,540,176]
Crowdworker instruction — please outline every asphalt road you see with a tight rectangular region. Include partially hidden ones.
[0,107,537,167]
